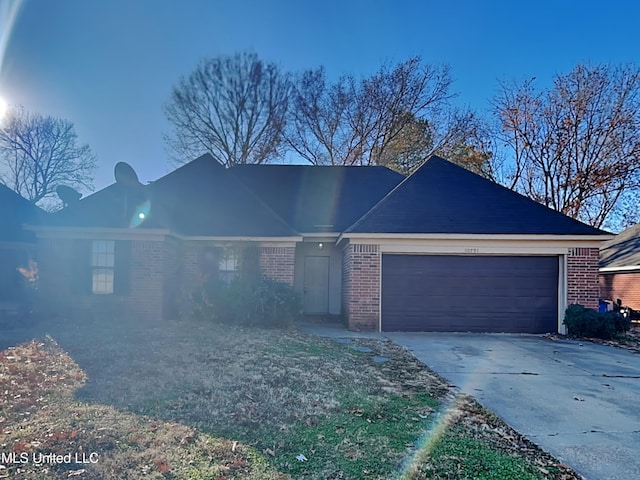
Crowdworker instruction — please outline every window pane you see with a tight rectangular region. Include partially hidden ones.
[219,253,238,272]
[92,240,115,267]
[92,268,114,294]
[218,251,239,283]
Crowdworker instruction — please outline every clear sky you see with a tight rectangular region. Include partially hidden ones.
[1,0,639,192]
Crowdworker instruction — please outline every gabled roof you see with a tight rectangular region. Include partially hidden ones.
[600,223,640,270]
[0,185,43,242]
[47,154,298,237]
[230,165,404,233]
[346,156,608,236]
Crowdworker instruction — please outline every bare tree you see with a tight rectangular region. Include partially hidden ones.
[164,52,290,166]
[371,109,494,176]
[0,107,96,208]
[286,57,493,175]
[285,67,357,166]
[494,64,640,229]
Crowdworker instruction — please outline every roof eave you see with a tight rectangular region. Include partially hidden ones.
[177,234,303,242]
[25,225,173,238]
[599,265,640,273]
[338,232,614,243]
[26,225,304,242]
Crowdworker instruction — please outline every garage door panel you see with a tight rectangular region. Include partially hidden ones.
[382,255,559,333]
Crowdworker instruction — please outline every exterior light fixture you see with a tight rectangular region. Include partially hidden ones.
[318,243,323,249]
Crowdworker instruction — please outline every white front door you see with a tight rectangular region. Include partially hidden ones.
[303,256,330,314]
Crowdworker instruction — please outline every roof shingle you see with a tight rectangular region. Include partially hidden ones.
[0,185,43,242]
[346,156,608,236]
[230,164,404,233]
[600,223,640,269]
[48,154,299,237]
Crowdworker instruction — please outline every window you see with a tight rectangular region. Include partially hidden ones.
[91,240,115,294]
[219,250,239,283]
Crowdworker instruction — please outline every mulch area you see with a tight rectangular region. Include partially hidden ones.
[544,325,640,353]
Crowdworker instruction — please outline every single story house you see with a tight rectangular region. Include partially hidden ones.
[600,223,640,309]
[0,185,42,307]
[27,154,610,333]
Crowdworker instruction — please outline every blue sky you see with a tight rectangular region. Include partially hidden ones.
[1,0,639,191]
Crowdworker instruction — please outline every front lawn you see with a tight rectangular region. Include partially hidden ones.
[0,315,581,479]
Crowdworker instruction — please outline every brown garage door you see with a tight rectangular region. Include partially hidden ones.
[381,255,559,333]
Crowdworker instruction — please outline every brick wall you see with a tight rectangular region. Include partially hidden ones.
[342,244,380,331]
[35,238,75,308]
[35,237,166,321]
[162,236,182,318]
[129,240,165,319]
[36,238,298,321]
[567,247,599,309]
[260,246,295,286]
[600,272,640,310]
[181,240,204,293]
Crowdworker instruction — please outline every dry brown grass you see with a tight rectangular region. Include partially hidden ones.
[0,314,584,479]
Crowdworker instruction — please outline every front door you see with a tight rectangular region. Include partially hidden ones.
[303,256,329,314]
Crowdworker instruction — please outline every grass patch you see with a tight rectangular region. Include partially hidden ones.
[265,338,350,358]
[0,315,582,479]
[274,393,438,479]
[424,432,546,480]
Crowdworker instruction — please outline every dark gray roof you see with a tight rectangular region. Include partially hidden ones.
[347,156,608,235]
[47,154,298,237]
[600,223,640,269]
[230,165,404,233]
[0,185,43,242]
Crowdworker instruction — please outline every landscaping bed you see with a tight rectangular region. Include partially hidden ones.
[585,324,640,353]
[546,325,640,354]
[1,315,581,479]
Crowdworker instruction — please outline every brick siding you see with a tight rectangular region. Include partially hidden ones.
[35,237,166,321]
[600,272,640,310]
[35,238,75,308]
[259,246,295,286]
[129,240,165,319]
[162,236,182,317]
[182,243,295,286]
[181,241,205,293]
[567,247,599,309]
[342,244,380,331]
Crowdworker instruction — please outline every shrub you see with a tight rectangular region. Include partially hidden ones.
[563,304,630,339]
[194,276,301,328]
[603,310,632,334]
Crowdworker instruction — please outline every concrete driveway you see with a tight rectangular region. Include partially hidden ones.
[385,333,640,480]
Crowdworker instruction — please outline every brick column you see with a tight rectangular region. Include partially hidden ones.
[567,247,599,309]
[342,244,380,331]
[130,240,165,319]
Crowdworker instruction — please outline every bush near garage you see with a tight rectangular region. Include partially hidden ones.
[563,304,630,339]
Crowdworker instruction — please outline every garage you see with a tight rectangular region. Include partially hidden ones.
[381,254,559,333]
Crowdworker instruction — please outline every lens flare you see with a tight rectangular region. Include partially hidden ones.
[0,0,24,77]
[0,96,6,121]
[396,394,465,478]
[130,199,151,228]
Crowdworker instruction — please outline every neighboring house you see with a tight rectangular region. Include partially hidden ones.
[600,223,640,309]
[26,154,610,333]
[0,185,42,308]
